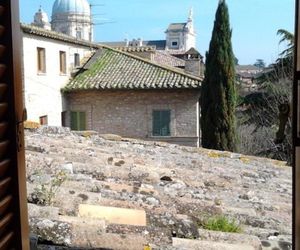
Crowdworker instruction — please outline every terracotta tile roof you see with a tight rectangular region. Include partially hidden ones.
[111,47,185,68]
[152,51,185,67]
[102,40,166,50]
[63,47,202,92]
[21,23,100,48]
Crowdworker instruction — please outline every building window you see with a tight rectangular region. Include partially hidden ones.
[39,115,48,125]
[61,111,67,127]
[37,47,46,73]
[171,41,178,47]
[76,30,82,39]
[152,110,171,136]
[59,51,67,74]
[71,111,86,131]
[74,53,80,67]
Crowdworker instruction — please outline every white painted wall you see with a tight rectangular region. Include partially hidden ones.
[22,33,94,126]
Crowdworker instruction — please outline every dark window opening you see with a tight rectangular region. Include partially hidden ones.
[61,111,67,127]
[172,42,178,47]
[39,115,48,125]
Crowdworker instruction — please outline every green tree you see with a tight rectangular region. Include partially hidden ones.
[254,59,265,69]
[201,0,236,151]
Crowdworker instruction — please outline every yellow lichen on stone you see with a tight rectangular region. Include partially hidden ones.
[240,157,250,164]
[24,121,40,129]
[273,160,287,167]
[144,245,152,250]
[82,131,93,137]
[208,151,230,158]
[208,152,222,158]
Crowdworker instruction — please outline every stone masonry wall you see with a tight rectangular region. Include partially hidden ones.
[65,90,200,146]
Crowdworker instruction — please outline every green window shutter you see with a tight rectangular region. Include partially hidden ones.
[160,110,170,136]
[152,111,161,136]
[70,112,77,130]
[70,111,86,131]
[152,110,171,136]
[79,112,86,130]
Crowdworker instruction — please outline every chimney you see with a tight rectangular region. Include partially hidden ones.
[124,38,129,47]
[184,47,203,77]
[137,38,143,47]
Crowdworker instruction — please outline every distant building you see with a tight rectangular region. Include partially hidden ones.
[236,65,263,92]
[165,8,196,52]
[63,47,202,147]
[103,9,200,57]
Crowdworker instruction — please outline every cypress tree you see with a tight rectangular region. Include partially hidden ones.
[201,0,236,151]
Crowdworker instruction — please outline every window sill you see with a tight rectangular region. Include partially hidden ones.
[60,73,67,76]
[150,135,172,138]
[37,72,46,75]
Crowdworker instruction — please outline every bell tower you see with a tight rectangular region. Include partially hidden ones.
[184,8,196,52]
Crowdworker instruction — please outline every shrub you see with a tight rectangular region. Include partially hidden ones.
[31,170,67,206]
[201,215,242,233]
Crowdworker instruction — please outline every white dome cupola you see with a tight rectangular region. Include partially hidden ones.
[51,0,93,41]
[32,7,51,30]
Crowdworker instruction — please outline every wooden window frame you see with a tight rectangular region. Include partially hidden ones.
[39,115,48,125]
[37,47,46,74]
[59,50,66,74]
[0,0,30,248]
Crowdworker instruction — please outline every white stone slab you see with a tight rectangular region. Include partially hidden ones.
[78,204,146,226]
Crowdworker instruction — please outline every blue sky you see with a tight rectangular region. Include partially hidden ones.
[19,0,294,65]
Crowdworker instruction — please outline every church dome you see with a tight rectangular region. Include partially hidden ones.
[52,0,90,16]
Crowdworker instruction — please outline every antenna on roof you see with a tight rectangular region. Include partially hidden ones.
[90,2,115,27]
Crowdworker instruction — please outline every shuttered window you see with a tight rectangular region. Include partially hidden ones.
[0,1,29,248]
[59,50,66,74]
[37,47,46,73]
[152,110,171,136]
[71,111,86,131]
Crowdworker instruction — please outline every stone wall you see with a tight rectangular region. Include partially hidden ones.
[65,89,200,146]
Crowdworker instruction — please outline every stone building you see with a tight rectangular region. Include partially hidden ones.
[21,24,97,125]
[63,48,202,146]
